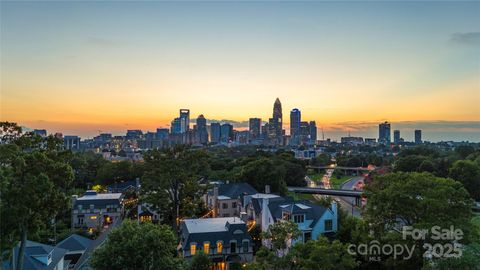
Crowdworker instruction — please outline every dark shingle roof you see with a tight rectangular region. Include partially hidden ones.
[180,218,252,251]
[4,240,68,270]
[209,183,258,199]
[268,200,329,229]
[57,234,92,253]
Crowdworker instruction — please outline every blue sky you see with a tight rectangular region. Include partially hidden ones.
[1,1,479,141]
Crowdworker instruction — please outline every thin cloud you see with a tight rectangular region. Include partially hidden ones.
[450,32,480,46]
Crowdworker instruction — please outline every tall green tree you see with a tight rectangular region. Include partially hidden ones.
[189,252,211,270]
[142,145,209,231]
[291,237,359,270]
[236,157,287,195]
[0,122,74,270]
[262,220,301,257]
[364,172,474,268]
[90,220,185,270]
[449,160,480,201]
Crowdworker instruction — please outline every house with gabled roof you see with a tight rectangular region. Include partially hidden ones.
[3,240,67,270]
[261,198,338,248]
[56,234,92,269]
[205,182,258,218]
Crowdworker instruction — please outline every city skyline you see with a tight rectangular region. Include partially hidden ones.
[1,1,479,141]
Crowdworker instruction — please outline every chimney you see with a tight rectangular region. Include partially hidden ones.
[261,198,270,232]
[265,185,271,194]
[213,186,219,217]
[71,195,78,231]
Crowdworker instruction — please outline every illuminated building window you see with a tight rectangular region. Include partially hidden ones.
[203,242,210,254]
[190,244,196,255]
[217,241,223,254]
[140,215,152,223]
[90,216,97,220]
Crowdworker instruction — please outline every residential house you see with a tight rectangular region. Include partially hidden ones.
[56,234,92,269]
[71,191,124,231]
[3,240,67,270]
[243,193,282,228]
[179,217,253,270]
[205,183,258,218]
[106,178,140,194]
[261,198,338,249]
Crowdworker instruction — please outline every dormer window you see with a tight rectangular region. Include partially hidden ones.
[282,211,290,221]
[293,214,305,223]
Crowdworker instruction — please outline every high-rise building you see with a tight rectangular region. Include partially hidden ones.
[171,118,182,134]
[290,109,301,138]
[156,128,169,140]
[210,123,221,143]
[378,121,391,145]
[196,114,208,144]
[179,109,190,133]
[415,130,422,144]
[309,121,317,143]
[268,98,283,144]
[126,130,143,139]
[249,118,261,140]
[393,130,401,144]
[220,123,233,143]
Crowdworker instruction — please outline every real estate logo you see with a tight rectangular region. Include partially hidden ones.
[347,225,463,261]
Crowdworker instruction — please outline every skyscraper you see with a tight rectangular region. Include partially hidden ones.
[268,98,283,144]
[196,114,208,144]
[179,109,190,133]
[309,121,317,143]
[220,123,233,143]
[393,130,401,144]
[290,109,301,138]
[171,118,182,134]
[249,118,261,140]
[210,123,221,143]
[415,130,422,144]
[378,121,391,145]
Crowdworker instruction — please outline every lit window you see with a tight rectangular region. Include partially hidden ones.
[203,242,210,254]
[190,244,196,255]
[140,216,152,223]
[217,241,223,254]
[90,216,97,220]
[282,211,290,221]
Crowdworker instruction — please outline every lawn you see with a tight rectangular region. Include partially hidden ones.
[330,175,354,189]
[307,172,353,189]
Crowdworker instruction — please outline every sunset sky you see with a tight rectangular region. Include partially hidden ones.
[1,1,479,141]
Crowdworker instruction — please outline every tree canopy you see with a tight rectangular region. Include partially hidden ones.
[90,220,185,270]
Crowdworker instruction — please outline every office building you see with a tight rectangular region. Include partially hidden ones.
[378,121,391,145]
[393,130,401,144]
[210,123,221,143]
[171,118,182,134]
[249,118,261,140]
[415,130,422,144]
[126,130,143,139]
[290,109,301,138]
[156,128,169,140]
[179,109,190,133]
[220,123,233,143]
[309,121,317,143]
[196,114,208,144]
[64,136,81,150]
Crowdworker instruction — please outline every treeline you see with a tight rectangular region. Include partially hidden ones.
[394,145,480,201]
